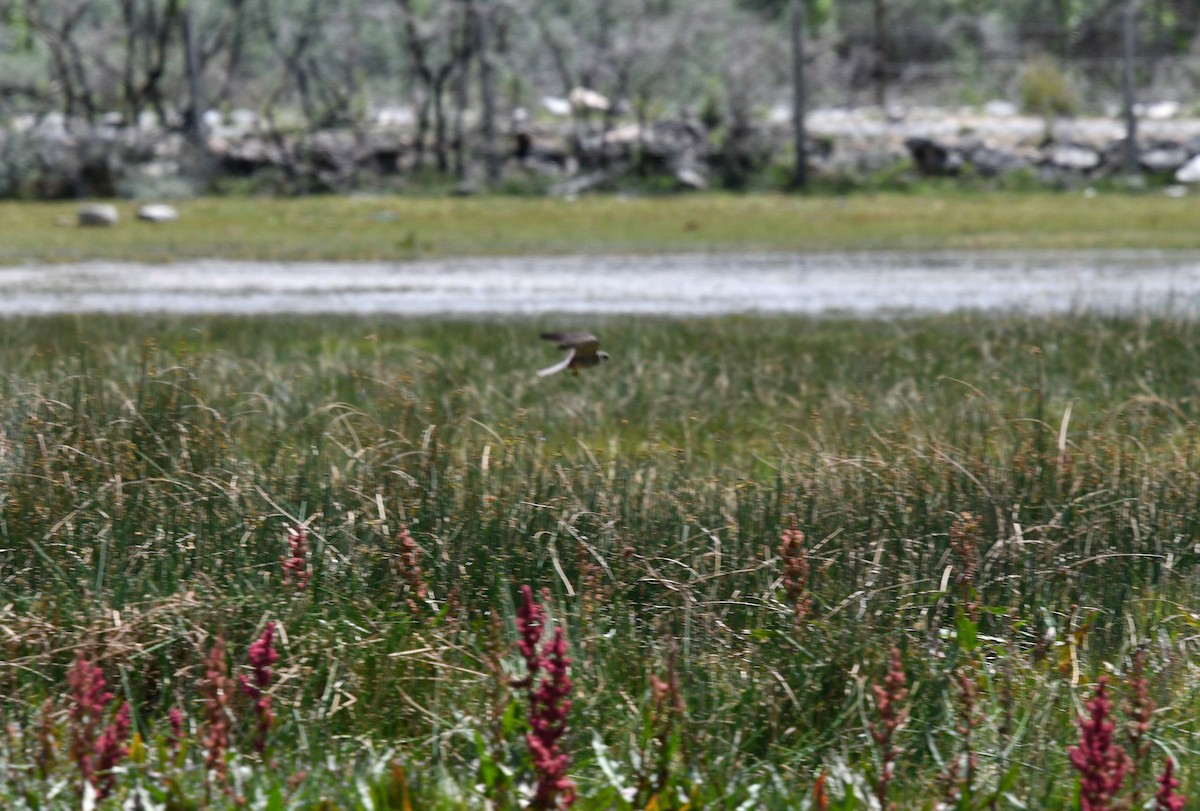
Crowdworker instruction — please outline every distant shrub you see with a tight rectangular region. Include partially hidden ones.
[1020,57,1078,118]
[116,172,200,200]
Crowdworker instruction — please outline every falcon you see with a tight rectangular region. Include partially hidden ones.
[536,331,610,377]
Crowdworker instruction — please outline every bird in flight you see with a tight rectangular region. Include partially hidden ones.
[537,331,610,377]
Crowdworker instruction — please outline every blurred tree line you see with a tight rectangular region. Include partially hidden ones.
[0,0,1196,181]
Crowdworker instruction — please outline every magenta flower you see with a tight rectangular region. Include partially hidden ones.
[514,584,547,687]
[202,637,232,788]
[238,621,280,752]
[515,585,576,809]
[869,647,908,809]
[528,627,576,809]
[281,526,311,589]
[67,652,114,789]
[1155,757,1185,811]
[394,525,429,612]
[1069,676,1130,811]
[93,702,131,800]
[167,707,184,752]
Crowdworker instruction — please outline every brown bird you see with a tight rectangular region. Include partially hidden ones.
[537,331,611,377]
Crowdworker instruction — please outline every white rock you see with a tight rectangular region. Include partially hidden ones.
[541,96,572,116]
[568,87,610,112]
[77,204,119,227]
[1140,146,1189,173]
[1049,144,1101,171]
[136,203,180,223]
[1144,101,1181,120]
[1175,154,1200,183]
[983,100,1018,117]
[675,166,708,190]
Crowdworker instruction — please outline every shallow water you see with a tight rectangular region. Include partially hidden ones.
[3,251,1200,316]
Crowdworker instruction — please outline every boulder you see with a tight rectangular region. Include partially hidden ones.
[1047,144,1101,171]
[1139,145,1190,174]
[541,96,572,117]
[674,165,708,190]
[1174,154,1200,183]
[77,203,119,227]
[905,137,962,175]
[983,100,1019,117]
[568,87,611,112]
[967,145,1030,177]
[136,203,179,223]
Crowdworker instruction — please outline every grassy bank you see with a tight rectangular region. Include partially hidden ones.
[4,190,1200,263]
[0,313,1198,807]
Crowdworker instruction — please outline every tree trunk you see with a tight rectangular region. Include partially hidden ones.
[433,70,450,173]
[872,0,886,109]
[183,0,206,146]
[476,0,499,186]
[452,3,472,179]
[790,0,807,189]
[1122,1,1139,179]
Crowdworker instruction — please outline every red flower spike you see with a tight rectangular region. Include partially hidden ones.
[67,652,113,790]
[93,702,131,800]
[239,622,279,752]
[1155,757,1185,811]
[1068,676,1131,811]
[281,526,311,589]
[515,586,576,809]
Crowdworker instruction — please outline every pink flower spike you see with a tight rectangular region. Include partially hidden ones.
[528,627,576,809]
[67,652,114,789]
[515,584,546,687]
[240,622,280,753]
[515,586,575,809]
[167,707,184,751]
[1068,676,1130,811]
[281,526,311,589]
[93,702,131,800]
[247,622,280,689]
[1155,757,1185,811]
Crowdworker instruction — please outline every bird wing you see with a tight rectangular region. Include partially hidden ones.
[541,331,599,359]
[536,348,576,377]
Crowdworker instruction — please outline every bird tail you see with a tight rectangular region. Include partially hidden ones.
[536,350,575,377]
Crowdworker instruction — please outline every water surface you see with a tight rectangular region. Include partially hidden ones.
[3,251,1199,316]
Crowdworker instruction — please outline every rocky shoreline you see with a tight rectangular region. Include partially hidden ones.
[4,104,1200,200]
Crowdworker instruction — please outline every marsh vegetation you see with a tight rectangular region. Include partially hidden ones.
[0,313,1196,807]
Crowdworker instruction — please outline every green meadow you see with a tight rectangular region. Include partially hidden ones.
[4,190,1200,262]
[1,193,1199,808]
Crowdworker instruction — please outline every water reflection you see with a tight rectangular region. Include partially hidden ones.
[2,251,1199,316]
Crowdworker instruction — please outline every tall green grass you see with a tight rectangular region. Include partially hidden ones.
[0,313,1198,807]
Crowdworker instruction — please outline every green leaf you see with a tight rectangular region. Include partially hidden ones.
[476,731,500,790]
[955,607,978,653]
[264,785,287,811]
[500,699,522,737]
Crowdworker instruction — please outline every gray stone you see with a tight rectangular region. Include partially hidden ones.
[77,204,119,227]
[1139,145,1189,174]
[983,100,1018,117]
[1047,144,1101,171]
[675,166,708,190]
[967,146,1030,177]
